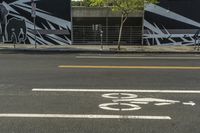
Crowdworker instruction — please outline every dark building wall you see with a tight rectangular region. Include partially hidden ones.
[0,0,71,45]
[144,0,200,45]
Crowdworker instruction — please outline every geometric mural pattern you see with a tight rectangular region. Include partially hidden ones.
[0,0,71,45]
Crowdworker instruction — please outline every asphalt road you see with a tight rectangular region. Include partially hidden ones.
[0,53,200,133]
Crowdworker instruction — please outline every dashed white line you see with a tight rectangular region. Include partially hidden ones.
[0,114,171,120]
[32,88,200,94]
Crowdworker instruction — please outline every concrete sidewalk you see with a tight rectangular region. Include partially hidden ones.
[0,44,199,54]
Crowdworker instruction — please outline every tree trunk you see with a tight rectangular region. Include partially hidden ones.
[118,13,127,50]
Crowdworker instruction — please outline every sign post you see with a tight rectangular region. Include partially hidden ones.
[31,0,37,48]
[100,30,103,50]
[92,24,103,50]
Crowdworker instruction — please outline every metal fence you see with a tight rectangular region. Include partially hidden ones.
[73,26,142,45]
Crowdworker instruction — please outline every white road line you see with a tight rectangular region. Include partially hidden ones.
[32,88,200,94]
[76,56,200,60]
[154,103,174,106]
[0,114,171,120]
[182,101,196,106]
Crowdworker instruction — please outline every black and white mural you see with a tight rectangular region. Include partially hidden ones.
[144,0,200,45]
[0,0,71,45]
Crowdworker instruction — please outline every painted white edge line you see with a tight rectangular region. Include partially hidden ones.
[76,56,200,60]
[0,114,171,120]
[32,88,200,94]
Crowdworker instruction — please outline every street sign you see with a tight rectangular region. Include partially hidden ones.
[31,1,36,18]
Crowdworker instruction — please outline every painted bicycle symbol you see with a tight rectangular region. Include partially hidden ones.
[99,93,195,111]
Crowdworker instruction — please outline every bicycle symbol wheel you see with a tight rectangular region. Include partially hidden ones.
[99,102,141,111]
[102,93,138,99]
[100,93,141,111]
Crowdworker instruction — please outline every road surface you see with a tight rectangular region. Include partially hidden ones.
[0,53,200,133]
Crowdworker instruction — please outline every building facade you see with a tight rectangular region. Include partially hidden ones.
[144,0,200,45]
[0,1,142,46]
[2,0,198,46]
[0,0,71,45]
[0,1,142,45]
[72,7,143,45]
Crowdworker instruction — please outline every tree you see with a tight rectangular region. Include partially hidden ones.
[89,0,158,50]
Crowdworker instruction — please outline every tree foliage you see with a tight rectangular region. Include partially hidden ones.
[72,0,92,7]
[89,0,158,12]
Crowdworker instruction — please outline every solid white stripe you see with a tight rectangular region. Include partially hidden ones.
[76,56,200,60]
[32,88,200,94]
[0,114,171,120]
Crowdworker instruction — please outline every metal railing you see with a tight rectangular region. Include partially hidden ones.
[73,26,142,45]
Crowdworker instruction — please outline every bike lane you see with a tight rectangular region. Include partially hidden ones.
[0,88,199,133]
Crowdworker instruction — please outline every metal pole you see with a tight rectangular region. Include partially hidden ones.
[34,17,37,48]
[106,17,108,44]
[141,0,145,46]
[31,0,37,48]
[100,30,103,50]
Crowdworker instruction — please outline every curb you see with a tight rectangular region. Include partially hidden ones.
[0,48,200,54]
